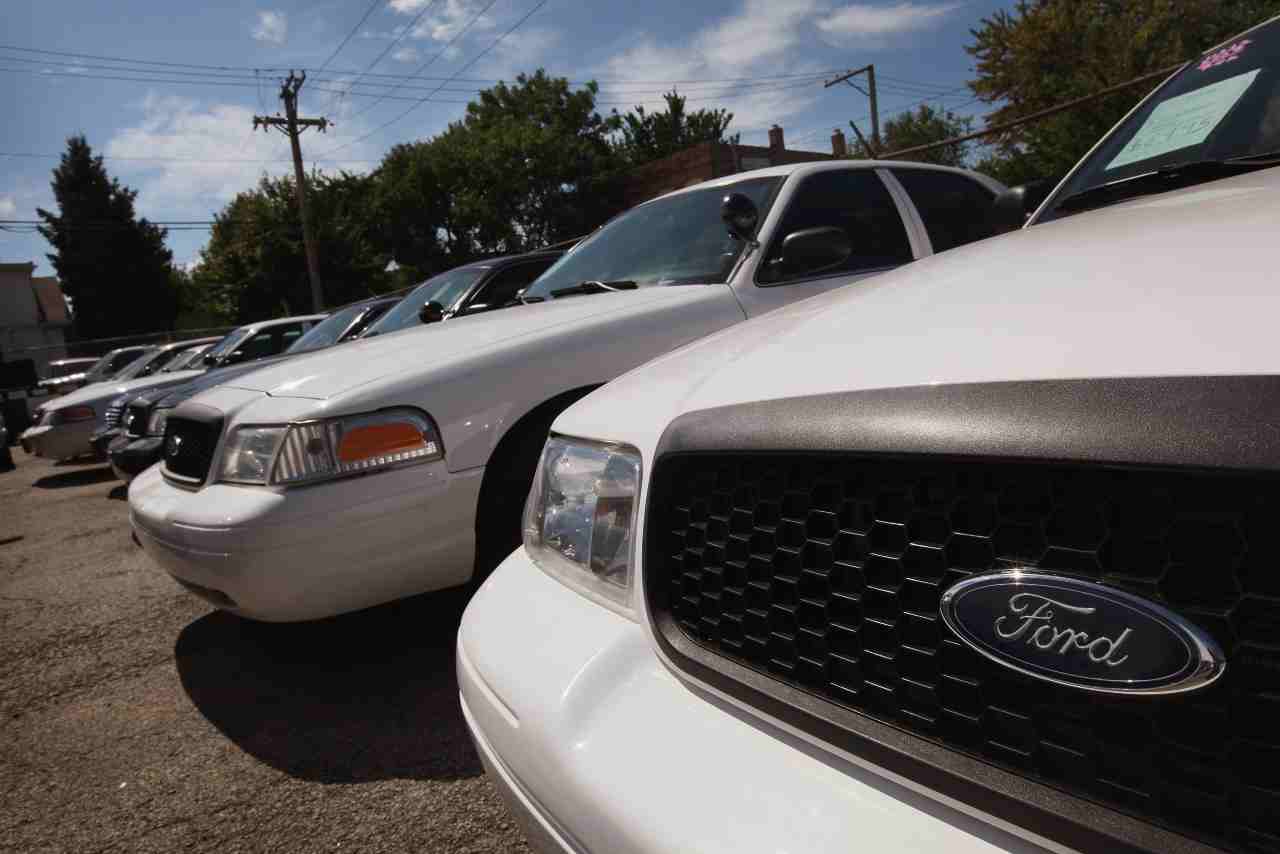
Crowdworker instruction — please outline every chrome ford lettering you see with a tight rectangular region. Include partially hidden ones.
[993,593,1131,667]
[939,569,1226,696]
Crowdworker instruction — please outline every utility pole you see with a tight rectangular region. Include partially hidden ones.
[253,71,329,312]
[825,65,879,154]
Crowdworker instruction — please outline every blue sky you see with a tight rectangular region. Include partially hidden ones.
[2,0,1013,273]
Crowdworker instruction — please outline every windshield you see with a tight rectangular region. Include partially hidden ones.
[287,303,368,353]
[1039,18,1280,222]
[162,344,211,371]
[522,177,780,300]
[364,268,486,336]
[113,348,162,380]
[81,353,119,382]
[204,327,254,361]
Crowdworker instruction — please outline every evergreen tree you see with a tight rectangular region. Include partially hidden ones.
[36,136,177,339]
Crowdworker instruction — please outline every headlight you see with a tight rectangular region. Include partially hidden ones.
[215,407,442,486]
[146,408,170,437]
[522,435,641,616]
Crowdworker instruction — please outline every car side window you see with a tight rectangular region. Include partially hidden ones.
[237,331,277,360]
[891,169,998,254]
[278,326,304,350]
[757,170,913,285]
[466,260,557,312]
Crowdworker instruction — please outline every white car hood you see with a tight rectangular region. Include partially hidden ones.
[559,167,1280,445]
[222,286,724,400]
[46,370,206,410]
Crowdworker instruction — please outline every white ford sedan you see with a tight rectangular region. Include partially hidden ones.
[458,18,1280,854]
[130,159,1008,622]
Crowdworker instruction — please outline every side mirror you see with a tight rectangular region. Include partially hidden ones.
[224,350,247,365]
[419,301,445,324]
[721,192,759,241]
[777,227,852,277]
[991,186,1030,233]
[203,353,218,366]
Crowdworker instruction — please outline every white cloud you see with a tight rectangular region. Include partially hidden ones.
[392,46,419,63]
[103,94,379,222]
[252,10,288,44]
[0,196,16,217]
[600,0,828,140]
[817,2,960,38]
[390,0,497,43]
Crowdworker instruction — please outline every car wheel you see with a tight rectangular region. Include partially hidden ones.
[0,444,13,472]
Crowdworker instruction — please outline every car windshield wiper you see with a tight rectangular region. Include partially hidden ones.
[548,280,638,298]
[1055,156,1280,214]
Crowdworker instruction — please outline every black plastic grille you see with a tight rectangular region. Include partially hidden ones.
[647,454,1280,853]
[161,415,222,484]
[124,400,150,438]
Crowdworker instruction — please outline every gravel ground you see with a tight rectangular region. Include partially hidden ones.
[0,450,532,853]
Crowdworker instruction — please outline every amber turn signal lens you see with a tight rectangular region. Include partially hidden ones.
[337,422,425,463]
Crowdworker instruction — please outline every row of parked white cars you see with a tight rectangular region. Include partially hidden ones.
[30,18,1280,852]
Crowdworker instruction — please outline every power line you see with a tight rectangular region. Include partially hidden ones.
[878,63,1184,160]
[0,64,827,110]
[345,0,497,121]
[0,53,832,98]
[317,0,386,73]
[0,42,853,86]
[335,0,442,104]
[0,151,380,163]
[316,0,546,160]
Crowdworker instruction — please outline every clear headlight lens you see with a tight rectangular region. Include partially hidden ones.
[146,408,170,437]
[219,426,287,484]
[214,408,442,487]
[523,435,641,616]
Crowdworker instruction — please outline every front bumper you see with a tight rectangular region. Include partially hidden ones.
[458,550,1047,854]
[19,422,95,460]
[128,458,484,622]
[108,435,160,483]
[89,426,121,459]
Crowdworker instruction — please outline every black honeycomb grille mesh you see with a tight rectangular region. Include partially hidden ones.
[161,416,221,484]
[646,453,1280,853]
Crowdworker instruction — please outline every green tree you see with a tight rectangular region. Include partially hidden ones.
[36,136,177,339]
[874,104,974,166]
[967,0,1280,181]
[432,70,624,252]
[364,140,460,283]
[192,171,389,323]
[613,91,737,165]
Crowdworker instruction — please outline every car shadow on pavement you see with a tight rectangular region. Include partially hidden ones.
[175,587,482,784]
[33,466,117,489]
[107,485,127,501]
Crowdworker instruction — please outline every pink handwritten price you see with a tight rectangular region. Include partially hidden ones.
[1199,39,1251,72]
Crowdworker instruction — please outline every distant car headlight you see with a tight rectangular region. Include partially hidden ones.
[522,435,641,617]
[50,405,95,425]
[215,407,443,486]
[146,408,170,437]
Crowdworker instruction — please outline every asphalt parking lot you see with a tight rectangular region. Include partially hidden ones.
[0,450,532,853]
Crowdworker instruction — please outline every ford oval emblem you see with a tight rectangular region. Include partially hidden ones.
[939,570,1225,695]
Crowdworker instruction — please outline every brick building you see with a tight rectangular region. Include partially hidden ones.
[621,125,849,207]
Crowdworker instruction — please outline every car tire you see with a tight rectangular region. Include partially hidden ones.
[0,444,13,472]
